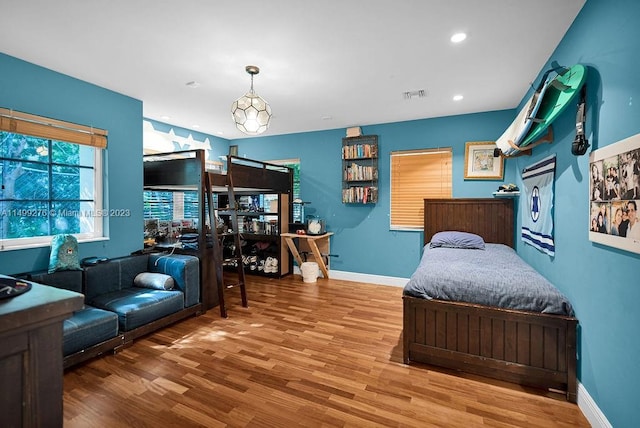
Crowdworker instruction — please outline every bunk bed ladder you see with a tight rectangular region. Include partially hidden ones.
[205,169,248,318]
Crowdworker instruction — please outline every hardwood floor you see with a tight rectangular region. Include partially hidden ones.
[63,275,589,427]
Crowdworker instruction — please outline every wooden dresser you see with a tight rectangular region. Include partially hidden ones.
[0,281,83,428]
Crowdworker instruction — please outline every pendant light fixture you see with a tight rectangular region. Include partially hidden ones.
[231,65,272,135]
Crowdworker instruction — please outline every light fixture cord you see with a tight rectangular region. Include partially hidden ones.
[250,74,255,95]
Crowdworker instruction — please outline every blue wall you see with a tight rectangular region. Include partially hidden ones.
[0,52,144,274]
[2,0,638,424]
[506,1,639,426]
[233,110,515,277]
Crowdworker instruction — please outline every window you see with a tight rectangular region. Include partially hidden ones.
[390,148,452,230]
[143,191,174,221]
[268,158,301,222]
[143,190,200,221]
[0,109,106,250]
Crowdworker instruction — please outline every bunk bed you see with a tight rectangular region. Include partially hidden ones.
[402,198,578,402]
[143,149,293,311]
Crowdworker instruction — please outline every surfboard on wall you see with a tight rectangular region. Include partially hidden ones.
[495,64,587,157]
[495,80,550,156]
[519,64,587,148]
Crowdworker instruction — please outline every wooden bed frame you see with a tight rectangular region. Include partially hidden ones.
[402,198,578,402]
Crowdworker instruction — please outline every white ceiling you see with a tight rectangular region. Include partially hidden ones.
[0,0,585,140]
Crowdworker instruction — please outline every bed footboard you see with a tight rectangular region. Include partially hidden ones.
[403,296,577,402]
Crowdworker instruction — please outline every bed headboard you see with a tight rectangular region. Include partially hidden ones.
[423,198,514,247]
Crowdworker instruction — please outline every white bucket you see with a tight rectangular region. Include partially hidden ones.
[300,262,319,283]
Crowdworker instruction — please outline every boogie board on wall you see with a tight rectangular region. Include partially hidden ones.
[495,82,550,156]
[495,64,587,157]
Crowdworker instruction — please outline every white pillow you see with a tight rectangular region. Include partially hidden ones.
[134,272,175,290]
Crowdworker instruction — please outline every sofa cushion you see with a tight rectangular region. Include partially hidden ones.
[84,255,150,301]
[30,270,84,295]
[63,306,119,356]
[119,255,152,289]
[149,254,200,307]
[89,288,184,331]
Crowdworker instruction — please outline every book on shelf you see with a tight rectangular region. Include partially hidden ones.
[343,163,377,181]
[342,143,377,159]
[342,186,378,204]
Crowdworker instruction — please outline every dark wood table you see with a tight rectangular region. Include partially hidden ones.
[0,281,83,428]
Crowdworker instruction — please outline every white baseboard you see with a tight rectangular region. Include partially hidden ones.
[329,270,409,287]
[305,268,409,287]
[578,381,611,428]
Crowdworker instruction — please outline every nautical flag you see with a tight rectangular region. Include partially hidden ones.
[522,154,556,255]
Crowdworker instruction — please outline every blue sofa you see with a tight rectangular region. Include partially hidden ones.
[26,253,201,368]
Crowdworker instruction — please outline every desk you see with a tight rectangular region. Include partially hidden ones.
[281,232,333,279]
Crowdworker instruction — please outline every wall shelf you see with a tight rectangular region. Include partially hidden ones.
[342,135,378,204]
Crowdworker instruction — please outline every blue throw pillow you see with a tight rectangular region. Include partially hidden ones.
[429,231,485,250]
[48,234,82,273]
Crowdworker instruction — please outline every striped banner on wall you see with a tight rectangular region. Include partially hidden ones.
[522,154,556,256]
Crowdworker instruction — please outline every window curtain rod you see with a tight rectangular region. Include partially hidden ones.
[0,107,108,149]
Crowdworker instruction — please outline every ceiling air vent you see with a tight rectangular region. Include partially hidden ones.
[403,89,426,100]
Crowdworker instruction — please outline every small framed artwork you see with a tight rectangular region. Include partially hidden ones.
[464,141,504,180]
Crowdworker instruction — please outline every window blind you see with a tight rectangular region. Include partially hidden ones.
[0,108,107,148]
[390,148,452,229]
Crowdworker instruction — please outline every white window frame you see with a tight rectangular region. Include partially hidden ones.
[0,141,105,252]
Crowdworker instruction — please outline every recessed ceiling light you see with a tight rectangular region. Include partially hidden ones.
[453,94,464,101]
[450,33,467,43]
[192,124,200,129]
[185,81,201,88]
[321,115,333,120]
[160,115,171,120]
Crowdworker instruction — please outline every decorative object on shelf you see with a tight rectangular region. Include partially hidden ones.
[498,183,519,192]
[231,65,272,135]
[346,126,362,138]
[464,141,504,180]
[588,132,640,255]
[306,216,326,235]
[342,134,378,204]
[493,184,520,198]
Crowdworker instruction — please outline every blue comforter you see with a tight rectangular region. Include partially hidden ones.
[403,244,574,316]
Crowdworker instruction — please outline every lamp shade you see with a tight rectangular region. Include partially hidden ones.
[231,65,272,135]
[231,92,272,135]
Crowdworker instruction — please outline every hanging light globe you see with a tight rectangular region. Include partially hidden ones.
[231,65,272,135]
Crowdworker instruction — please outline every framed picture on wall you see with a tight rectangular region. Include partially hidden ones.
[464,141,504,180]
[589,132,640,254]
